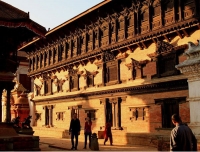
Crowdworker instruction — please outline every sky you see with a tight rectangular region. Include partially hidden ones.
[3,0,103,30]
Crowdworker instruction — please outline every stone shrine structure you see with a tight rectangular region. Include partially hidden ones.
[176,40,200,137]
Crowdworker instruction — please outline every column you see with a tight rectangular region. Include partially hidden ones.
[176,40,200,136]
[56,45,59,63]
[35,55,38,70]
[62,42,66,61]
[0,87,3,122]
[39,53,41,69]
[5,84,12,122]
[43,53,45,67]
[47,49,50,66]
[48,105,52,127]
[31,57,34,71]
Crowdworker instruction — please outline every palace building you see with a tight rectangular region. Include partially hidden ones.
[19,0,200,146]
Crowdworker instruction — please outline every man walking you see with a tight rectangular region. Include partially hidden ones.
[170,114,197,151]
[69,113,81,150]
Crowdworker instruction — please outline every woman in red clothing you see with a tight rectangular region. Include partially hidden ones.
[104,120,113,145]
[83,117,92,149]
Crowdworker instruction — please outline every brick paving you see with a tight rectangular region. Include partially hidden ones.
[39,137,157,151]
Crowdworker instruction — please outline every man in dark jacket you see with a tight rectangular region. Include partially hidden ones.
[69,113,81,150]
[170,114,197,151]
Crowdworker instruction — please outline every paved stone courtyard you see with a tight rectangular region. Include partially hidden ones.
[39,137,157,151]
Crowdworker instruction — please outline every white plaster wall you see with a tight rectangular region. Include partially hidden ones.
[188,80,200,98]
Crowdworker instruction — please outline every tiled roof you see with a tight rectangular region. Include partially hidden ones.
[0,1,29,20]
[0,1,46,37]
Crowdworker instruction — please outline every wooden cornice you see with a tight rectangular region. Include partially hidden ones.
[33,79,188,102]
[28,18,198,77]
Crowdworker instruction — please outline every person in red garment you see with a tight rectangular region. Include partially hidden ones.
[104,120,113,146]
[83,117,92,149]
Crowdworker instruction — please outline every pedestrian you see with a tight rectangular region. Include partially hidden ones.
[69,113,81,150]
[83,117,92,149]
[170,113,197,151]
[104,120,113,146]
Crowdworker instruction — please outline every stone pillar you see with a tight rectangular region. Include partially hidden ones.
[6,87,11,122]
[47,105,52,127]
[176,40,200,136]
[0,88,3,122]
[2,92,7,122]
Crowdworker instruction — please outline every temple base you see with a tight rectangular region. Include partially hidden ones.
[0,123,40,151]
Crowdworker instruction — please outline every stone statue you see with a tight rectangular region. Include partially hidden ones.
[22,115,32,129]
[11,116,21,128]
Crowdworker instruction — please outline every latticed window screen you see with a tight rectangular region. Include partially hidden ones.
[87,76,93,87]
[86,110,96,120]
[132,108,146,120]
[70,76,78,90]
[108,66,118,82]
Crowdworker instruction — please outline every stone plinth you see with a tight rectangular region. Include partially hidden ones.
[176,40,200,136]
[0,123,18,136]
[18,128,34,135]
[0,123,39,150]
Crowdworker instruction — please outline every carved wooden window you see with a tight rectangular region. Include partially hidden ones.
[39,54,43,68]
[69,105,82,119]
[104,60,120,85]
[58,44,63,61]
[107,65,118,82]
[111,22,115,33]
[129,107,148,121]
[53,48,57,63]
[87,75,94,87]
[155,97,186,128]
[127,15,134,27]
[43,105,53,127]
[164,0,173,12]
[65,42,69,58]
[142,10,149,21]
[44,78,52,95]
[153,6,160,17]
[35,55,39,70]
[88,31,93,42]
[56,112,65,121]
[131,108,146,120]
[85,110,96,120]
[118,16,124,31]
[69,76,79,91]
[157,53,179,77]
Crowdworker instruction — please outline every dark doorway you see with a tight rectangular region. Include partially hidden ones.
[45,106,49,126]
[105,99,112,126]
[161,100,179,128]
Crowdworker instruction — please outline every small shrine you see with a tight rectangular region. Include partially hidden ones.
[11,79,30,127]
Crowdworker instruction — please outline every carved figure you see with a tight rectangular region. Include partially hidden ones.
[22,115,32,129]
[11,116,20,128]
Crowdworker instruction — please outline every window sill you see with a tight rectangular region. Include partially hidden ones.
[111,127,123,130]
